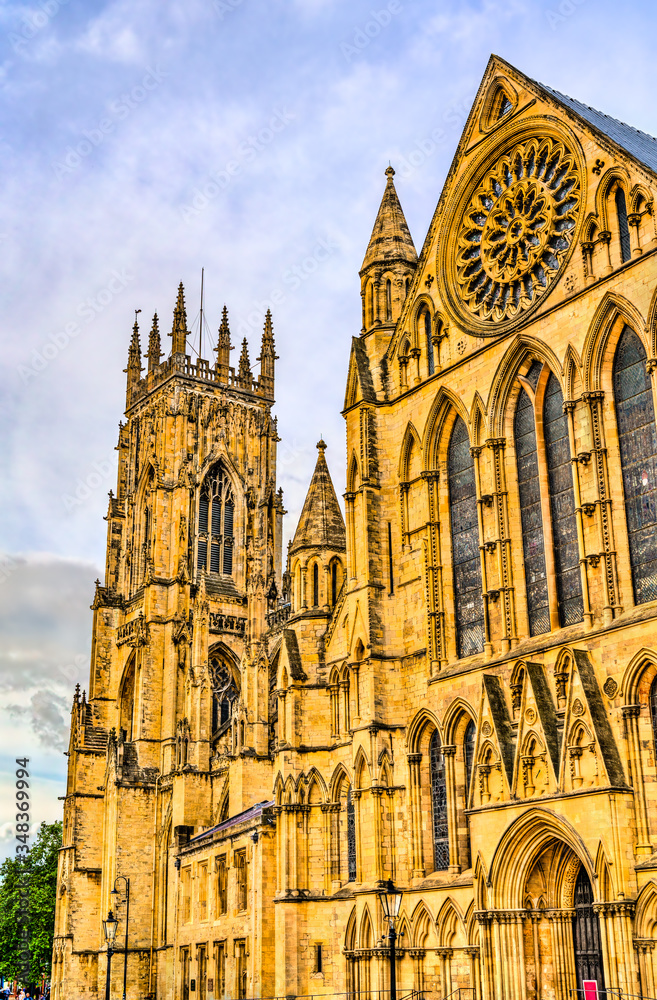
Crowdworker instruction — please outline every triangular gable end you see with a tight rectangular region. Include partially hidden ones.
[344,337,377,411]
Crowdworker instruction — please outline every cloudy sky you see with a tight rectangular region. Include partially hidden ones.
[2,0,657,857]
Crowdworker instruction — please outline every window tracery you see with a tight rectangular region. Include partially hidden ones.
[210,655,238,735]
[514,385,550,634]
[464,718,476,794]
[346,787,356,881]
[197,466,234,576]
[425,310,435,375]
[448,417,485,656]
[430,730,449,871]
[452,137,580,328]
[615,187,631,263]
[613,326,657,604]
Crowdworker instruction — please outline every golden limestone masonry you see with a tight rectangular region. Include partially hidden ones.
[53,56,657,1000]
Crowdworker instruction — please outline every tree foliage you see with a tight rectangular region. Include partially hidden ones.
[0,821,62,986]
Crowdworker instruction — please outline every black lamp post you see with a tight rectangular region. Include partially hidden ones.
[378,879,403,1000]
[102,910,118,1000]
[110,876,130,1000]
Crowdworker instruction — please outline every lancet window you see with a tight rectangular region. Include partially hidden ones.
[210,654,238,735]
[346,788,356,881]
[613,326,657,604]
[448,417,485,656]
[464,718,476,793]
[386,279,392,321]
[514,380,549,635]
[312,562,319,607]
[615,187,632,264]
[430,730,449,871]
[425,310,435,375]
[197,466,234,576]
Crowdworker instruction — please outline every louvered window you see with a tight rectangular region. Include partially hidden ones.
[425,311,435,375]
[448,417,485,656]
[515,387,550,634]
[197,467,235,576]
[543,373,584,626]
[386,279,392,321]
[615,187,632,264]
[613,326,657,603]
[430,730,449,871]
[313,563,319,606]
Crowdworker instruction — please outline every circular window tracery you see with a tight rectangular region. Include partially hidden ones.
[453,136,580,327]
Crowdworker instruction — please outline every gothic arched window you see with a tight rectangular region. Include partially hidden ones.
[331,561,338,606]
[385,279,392,321]
[448,417,485,657]
[464,718,476,794]
[514,386,550,635]
[312,563,319,607]
[430,730,449,871]
[425,310,435,376]
[346,788,356,881]
[615,187,631,264]
[197,466,234,576]
[613,326,657,604]
[543,373,584,626]
[210,655,238,735]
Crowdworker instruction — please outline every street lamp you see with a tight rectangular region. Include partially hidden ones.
[378,879,403,1000]
[103,910,118,1000]
[111,876,131,1000]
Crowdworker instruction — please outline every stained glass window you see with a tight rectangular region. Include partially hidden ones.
[430,730,449,871]
[346,788,356,881]
[425,311,435,376]
[614,327,657,604]
[448,418,485,656]
[210,656,238,734]
[464,719,476,793]
[615,187,631,264]
[543,374,584,626]
[515,388,550,635]
[198,466,234,575]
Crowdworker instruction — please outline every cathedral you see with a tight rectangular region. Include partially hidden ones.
[52,56,657,1000]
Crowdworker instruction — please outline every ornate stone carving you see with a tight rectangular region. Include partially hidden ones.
[450,135,581,331]
[603,676,618,699]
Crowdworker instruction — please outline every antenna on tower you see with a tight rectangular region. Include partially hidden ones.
[135,308,142,323]
[199,268,204,360]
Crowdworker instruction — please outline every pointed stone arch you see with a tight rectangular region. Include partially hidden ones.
[487,334,565,437]
[329,762,352,802]
[473,852,489,910]
[354,746,371,790]
[636,880,657,938]
[621,646,657,703]
[274,772,285,807]
[594,164,632,231]
[563,342,584,401]
[305,767,327,805]
[423,385,470,470]
[411,899,436,948]
[407,706,441,752]
[347,450,360,492]
[398,421,423,480]
[582,290,647,391]
[359,905,374,948]
[442,697,477,744]
[645,283,657,361]
[470,391,487,447]
[489,807,595,909]
[344,906,357,950]
[436,897,466,948]
[595,840,615,900]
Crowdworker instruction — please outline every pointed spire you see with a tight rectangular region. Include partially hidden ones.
[290,440,346,555]
[124,314,143,405]
[170,282,188,356]
[238,337,252,388]
[214,304,232,383]
[361,166,417,273]
[146,312,162,372]
[257,309,278,398]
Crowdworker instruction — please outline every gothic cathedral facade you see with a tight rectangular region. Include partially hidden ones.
[53,56,657,1000]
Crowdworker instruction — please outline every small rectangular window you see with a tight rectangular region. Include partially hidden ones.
[198,863,208,921]
[315,943,323,974]
[214,941,226,1000]
[181,868,192,924]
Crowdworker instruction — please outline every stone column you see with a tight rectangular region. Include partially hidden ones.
[636,940,656,998]
[407,753,424,878]
[622,705,653,853]
[371,786,384,882]
[465,946,481,1000]
[442,745,460,873]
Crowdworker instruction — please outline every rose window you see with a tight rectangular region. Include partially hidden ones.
[455,138,580,324]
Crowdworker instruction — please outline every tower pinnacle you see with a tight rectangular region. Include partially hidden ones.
[146,313,162,372]
[124,315,143,405]
[238,338,252,388]
[170,282,188,356]
[257,309,278,398]
[214,305,232,383]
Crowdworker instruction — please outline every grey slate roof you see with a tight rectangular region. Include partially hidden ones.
[538,82,657,175]
[290,440,346,555]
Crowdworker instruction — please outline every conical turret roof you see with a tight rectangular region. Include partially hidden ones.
[290,440,346,554]
[360,166,417,273]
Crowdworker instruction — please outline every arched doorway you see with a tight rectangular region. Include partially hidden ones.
[573,867,605,993]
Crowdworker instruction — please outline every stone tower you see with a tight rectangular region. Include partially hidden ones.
[52,285,284,1000]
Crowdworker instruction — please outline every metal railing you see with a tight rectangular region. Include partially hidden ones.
[441,991,475,1000]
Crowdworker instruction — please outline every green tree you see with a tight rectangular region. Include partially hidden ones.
[0,821,62,987]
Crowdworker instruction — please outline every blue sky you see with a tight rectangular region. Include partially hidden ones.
[2,0,657,857]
